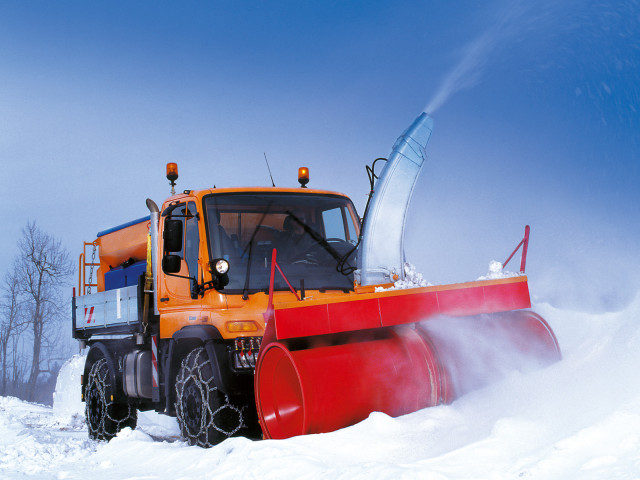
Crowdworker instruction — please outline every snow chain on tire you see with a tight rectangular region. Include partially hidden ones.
[85,358,137,440]
[175,347,246,447]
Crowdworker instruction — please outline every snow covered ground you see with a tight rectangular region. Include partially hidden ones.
[1,294,640,479]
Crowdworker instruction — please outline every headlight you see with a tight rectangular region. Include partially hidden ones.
[214,258,229,275]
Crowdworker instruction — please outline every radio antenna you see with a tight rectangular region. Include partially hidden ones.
[264,152,276,187]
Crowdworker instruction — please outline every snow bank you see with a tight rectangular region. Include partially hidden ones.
[0,395,95,477]
[50,351,179,437]
[52,354,86,426]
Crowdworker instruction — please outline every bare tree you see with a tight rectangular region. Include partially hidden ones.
[14,221,73,401]
[0,269,27,395]
[9,334,28,397]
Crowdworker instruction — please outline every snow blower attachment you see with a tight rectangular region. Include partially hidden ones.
[73,111,561,447]
[254,113,561,439]
[254,250,560,438]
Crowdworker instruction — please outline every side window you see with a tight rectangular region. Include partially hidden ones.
[164,204,185,257]
[346,210,358,244]
[322,207,346,240]
[184,202,199,279]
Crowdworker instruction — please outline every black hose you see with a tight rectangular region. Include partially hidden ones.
[336,158,387,276]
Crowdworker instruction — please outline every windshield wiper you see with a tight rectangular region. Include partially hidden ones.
[241,207,271,300]
[286,211,348,266]
[241,241,254,300]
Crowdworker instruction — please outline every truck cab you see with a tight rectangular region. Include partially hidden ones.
[157,187,361,340]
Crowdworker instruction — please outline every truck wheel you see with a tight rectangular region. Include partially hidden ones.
[175,347,246,447]
[85,358,137,440]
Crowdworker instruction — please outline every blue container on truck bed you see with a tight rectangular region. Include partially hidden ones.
[104,260,147,290]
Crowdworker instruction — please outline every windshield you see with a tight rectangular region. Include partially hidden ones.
[204,192,360,294]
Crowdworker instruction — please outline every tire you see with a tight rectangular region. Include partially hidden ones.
[85,358,138,441]
[175,347,249,447]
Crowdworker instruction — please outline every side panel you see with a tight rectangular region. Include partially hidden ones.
[74,285,139,335]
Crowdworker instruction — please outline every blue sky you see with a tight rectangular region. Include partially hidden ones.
[1,0,638,310]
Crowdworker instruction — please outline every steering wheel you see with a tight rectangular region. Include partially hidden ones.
[325,238,346,243]
[293,238,350,265]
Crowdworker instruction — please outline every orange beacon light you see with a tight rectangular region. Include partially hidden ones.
[167,163,179,194]
[298,167,309,188]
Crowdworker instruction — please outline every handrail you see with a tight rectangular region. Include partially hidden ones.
[78,253,83,296]
[502,225,530,273]
[78,241,99,296]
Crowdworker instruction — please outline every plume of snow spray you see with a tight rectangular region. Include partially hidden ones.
[425,29,501,115]
[420,312,559,399]
[425,2,540,115]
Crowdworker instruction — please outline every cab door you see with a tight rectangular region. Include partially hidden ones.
[158,201,200,308]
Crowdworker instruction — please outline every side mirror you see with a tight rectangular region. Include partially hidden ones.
[162,254,181,274]
[164,219,183,252]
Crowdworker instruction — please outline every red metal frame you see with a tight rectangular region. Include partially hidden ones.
[267,249,300,310]
[502,225,530,273]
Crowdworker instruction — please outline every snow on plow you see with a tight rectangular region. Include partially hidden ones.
[255,250,561,439]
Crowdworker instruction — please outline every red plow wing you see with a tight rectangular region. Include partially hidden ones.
[272,276,532,339]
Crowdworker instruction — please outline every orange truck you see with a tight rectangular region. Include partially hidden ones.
[73,113,560,447]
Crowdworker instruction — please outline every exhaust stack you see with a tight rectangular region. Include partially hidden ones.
[146,198,160,316]
[356,112,434,286]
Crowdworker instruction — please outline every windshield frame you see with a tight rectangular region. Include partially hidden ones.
[202,191,360,295]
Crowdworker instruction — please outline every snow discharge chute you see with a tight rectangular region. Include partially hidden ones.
[357,112,434,286]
